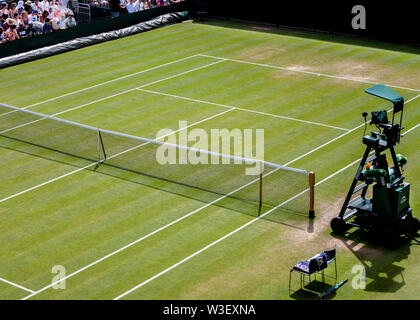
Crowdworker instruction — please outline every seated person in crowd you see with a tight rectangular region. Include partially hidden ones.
[125,0,138,13]
[42,17,52,32]
[28,9,39,22]
[0,26,6,42]
[47,6,54,19]
[26,20,35,35]
[9,2,19,17]
[24,1,33,14]
[62,11,76,28]
[119,0,127,11]
[2,17,14,31]
[58,0,68,9]
[139,0,151,11]
[0,2,9,20]
[17,1,25,14]
[32,19,43,34]
[31,0,43,12]
[90,0,109,8]
[4,23,20,40]
[17,23,27,36]
[20,10,29,26]
[40,0,50,12]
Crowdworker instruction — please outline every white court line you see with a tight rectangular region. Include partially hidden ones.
[0,107,235,204]
[1,59,226,136]
[403,123,420,135]
[0,54,201,118]
[19,108,244,301]
[21,142,292,300]
[21,95,420,300]
[198,54,420,93]
[0,277,34,294]
[284,94,420,165]
[113,118,420,300]
[111,154,371,300]
[137,88,350,131]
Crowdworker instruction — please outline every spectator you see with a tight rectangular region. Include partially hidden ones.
[3,17,13,31]
[43,17,52,32]
[126,0,138,13]
[24,1,33,13]
[47,6,54,19]
[100,0,109,8]
[12,11,20,25]
[58,0,68,9]
[26,20,34,35]
[17,23,27,36]
[139,0,149,11]
[63,11,75,28]
[0,2,9,20]
[51,15,60,29]
[0,0,185,44]
[119,0,127,12]
[158,0,168,6]
[32,19,42,33]
[31,0,42,12]
[0,26,6,42]
[40,0,50,12]
[4,23,19,40]
[40,9,48,23]
[17,1,25,14]
[28,9,38,22]
[20,10,29,26]
[9,2,19,17]
[109,0,120,17]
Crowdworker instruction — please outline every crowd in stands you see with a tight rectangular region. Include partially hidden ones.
[0,0,184,43]
[109,0,183,16]
[0,0,76,42]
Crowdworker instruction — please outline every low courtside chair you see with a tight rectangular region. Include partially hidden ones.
[289,244,337,296]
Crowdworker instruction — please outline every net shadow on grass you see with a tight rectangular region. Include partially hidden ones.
[0,135,308,230]
[289,280,333,300]
[0,103,309,228]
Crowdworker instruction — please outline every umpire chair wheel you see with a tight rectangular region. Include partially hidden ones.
[331,217,347,235]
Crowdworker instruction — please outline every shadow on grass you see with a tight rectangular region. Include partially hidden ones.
[192,18,420,55]
[289,280,335,300]
[331,229,418,293]
[0,136,311,232]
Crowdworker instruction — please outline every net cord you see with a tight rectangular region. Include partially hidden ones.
[0,103,306,174]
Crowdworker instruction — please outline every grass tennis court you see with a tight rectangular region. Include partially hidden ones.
[0,19,419,300]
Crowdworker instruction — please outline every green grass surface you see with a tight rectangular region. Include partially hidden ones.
[0,19,419,300]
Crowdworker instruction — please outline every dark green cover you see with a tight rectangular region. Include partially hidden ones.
[365,84,404,112]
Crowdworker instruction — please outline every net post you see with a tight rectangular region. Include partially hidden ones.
[258,160,263,214]
[97,129,107,161]
[309,171,315,218]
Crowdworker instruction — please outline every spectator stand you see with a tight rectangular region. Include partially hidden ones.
[70,0,90,23]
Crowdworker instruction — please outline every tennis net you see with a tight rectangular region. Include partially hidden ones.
[0,103,313,217]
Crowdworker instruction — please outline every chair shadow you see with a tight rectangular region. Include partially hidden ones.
[330,229,416,293]
[290,280,334,300]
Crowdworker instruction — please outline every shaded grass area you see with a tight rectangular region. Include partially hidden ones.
[0,19,418,299]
